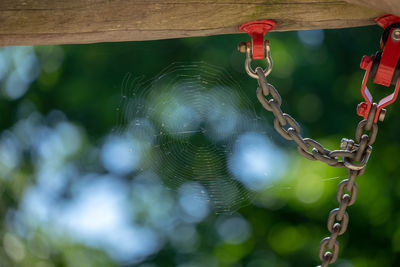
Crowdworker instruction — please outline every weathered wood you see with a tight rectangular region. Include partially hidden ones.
[0,0,391,46]
[346,0,400,17]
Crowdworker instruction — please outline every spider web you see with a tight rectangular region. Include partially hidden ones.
[116,62,271,213]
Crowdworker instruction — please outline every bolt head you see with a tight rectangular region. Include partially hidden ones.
[357,102,368,117]
[391,29,400,42]
[341,138,355,150]
[360,56,372,70]
[340,139,348,149]
[237,42,249,53]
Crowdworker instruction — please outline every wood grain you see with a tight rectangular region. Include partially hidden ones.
[0,0,387,46]
[346,0,400,17]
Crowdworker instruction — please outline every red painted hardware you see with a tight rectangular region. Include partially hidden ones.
[239,20,276,60]
[374,14,400,86]
[359,14,400,123]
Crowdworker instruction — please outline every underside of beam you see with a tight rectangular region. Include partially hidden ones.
[0,0,393,46]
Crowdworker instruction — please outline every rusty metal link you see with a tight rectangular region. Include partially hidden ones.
[337,179,358,206]
[328,208,349,235]
[346,170,358,192]
[315,114,378,266]
[329,150,355,160]
[356,120,378,145]
[317,169,360,267]
[273,113,301,140]
[255,68,377,170]
[251,65,380,267]
[319,237,339,265]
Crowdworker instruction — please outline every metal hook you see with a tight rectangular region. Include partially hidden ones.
[239,19,276,79]
[244,40,273,79]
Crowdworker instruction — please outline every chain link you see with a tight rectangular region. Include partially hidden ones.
[253,66,379,266]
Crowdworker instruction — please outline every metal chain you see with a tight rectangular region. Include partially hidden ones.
[253,66,379,266]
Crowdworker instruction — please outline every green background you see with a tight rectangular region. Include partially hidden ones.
[0,24,399,267]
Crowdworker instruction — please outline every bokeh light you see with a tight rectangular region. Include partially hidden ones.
[228,132,287,191]
[0,24,396,267]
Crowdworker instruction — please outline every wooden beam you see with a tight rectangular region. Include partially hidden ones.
[0,0,387,46]
[345,0,400,17]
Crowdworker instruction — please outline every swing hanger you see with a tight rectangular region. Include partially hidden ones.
[238,19,276,78]
[238,14,400,267]
[358,13,400,123]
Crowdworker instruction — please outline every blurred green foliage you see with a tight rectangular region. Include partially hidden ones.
[0,24,400,267]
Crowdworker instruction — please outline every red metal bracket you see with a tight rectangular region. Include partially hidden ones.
[358,14,400,123]
[239,20,276,60]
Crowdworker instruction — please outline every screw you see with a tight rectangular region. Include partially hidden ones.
[392,29,400,42]
[341,138,355,150]
[379,108,386,122]
[237,41,250,53]
[340,139,348,149]
[357,102,368,117]
[341,138,350,150]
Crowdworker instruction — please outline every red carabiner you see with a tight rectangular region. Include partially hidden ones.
[358,14,400,123]
[239,20,276,60]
